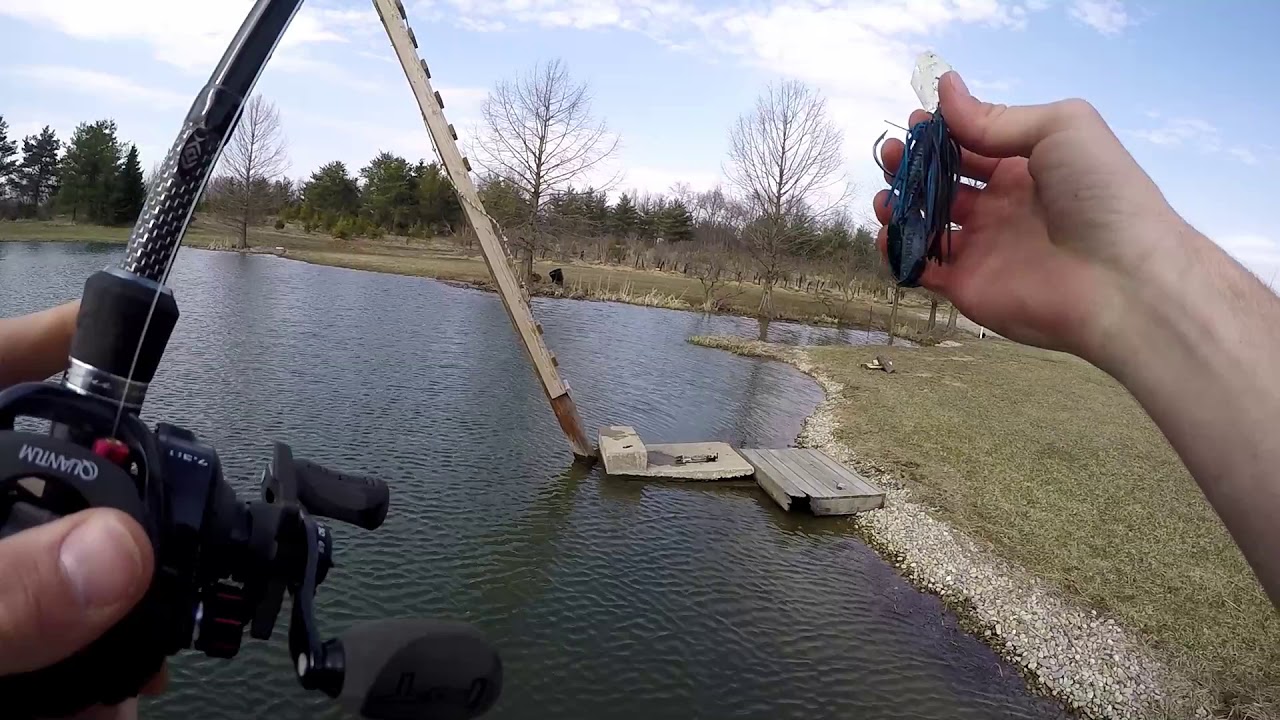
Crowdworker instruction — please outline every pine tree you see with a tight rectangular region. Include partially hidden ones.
[0,115,17,189]
[113,144,146,224]
[663,199,694,243]
[609,193,639,237]
[9,126,60,214]
[359,152,417,232]
[57,120,123,223]
[414,161,462,232]
[302,161,360,219]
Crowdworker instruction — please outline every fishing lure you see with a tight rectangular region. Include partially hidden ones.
[876,52,963,287]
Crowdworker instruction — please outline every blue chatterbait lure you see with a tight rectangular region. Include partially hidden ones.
[877,113,962,287]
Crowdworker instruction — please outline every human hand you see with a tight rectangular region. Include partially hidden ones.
[1,303,164,719]
[874,71,1186,362]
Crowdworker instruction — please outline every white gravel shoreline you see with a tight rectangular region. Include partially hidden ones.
[693,336,1213,720]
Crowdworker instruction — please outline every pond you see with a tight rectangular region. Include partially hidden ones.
[0,241,1063,720]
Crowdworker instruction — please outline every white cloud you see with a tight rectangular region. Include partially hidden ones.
[1069,0,1130,35]
[6,65,190,110]
[0,0,361,73]
[1129,116,1258,166]
[969,77,1017,93]
[1228,147,1259,166]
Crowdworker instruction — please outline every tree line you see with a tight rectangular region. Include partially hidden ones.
[3,58,899,321]
[0,116,145,225]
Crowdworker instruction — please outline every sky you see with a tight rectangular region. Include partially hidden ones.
[2,0,1278,285]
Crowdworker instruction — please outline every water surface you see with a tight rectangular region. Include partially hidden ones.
[0,241,1063,719]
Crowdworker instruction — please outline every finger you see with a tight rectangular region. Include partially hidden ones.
[872,185,982,227]
[72,699,137,720]
[873,189,893,226]
[0,508,153,674]
[882,126,1000,183]
[950,183,982,226]
[0,301,80,388]
[880,138,904,185]
[939,71,1100,159]
[141,664,169,695]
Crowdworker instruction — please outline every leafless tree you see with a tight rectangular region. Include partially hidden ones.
[213,94,289,249]
[474,58,619,281]
[725,80,848,318]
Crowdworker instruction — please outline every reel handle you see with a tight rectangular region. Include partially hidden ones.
[336,619,503,720]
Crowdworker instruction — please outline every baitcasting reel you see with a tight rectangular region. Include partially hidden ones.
[0,382,501,719]
[0,0,502,717]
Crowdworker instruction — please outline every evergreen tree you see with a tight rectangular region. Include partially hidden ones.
[113,144,146,224]
[9,126,60,213]
[302,161,360,222]
[663,199,694,243]
[359,152,416,232]
[609,193,639,237]
[57,120,123,223]
[414,161,462,232]
[0,115,17,189]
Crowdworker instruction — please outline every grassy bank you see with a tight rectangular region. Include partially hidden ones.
[1,219,945,340]
[692,335,1276,719]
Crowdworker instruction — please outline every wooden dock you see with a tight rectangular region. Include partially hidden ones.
[739,448,884,516]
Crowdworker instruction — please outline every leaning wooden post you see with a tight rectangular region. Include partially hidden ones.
[372,0,594,459]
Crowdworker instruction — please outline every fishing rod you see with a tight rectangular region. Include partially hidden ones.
[0,0,502,717]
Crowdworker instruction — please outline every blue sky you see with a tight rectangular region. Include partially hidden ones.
[2,0,1277,283]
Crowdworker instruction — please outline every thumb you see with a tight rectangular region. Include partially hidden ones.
[938,71,1096,160]
[0,508,153,675]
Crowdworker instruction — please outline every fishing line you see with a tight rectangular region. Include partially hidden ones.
[109,0,306,439]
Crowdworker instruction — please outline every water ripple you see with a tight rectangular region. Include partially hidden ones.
[0,243,1067,720]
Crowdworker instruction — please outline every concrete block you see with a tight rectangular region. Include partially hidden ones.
[599,426,647,475]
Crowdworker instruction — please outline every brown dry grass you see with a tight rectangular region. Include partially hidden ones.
[2,218,946,338]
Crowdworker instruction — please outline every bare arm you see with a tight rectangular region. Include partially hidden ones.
[1095,222,1280,601]
[0,301,78,388]
[876,72,1280,604]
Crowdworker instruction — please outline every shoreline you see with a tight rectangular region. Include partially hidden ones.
[689,335,1213,720]
[0,226,947,343]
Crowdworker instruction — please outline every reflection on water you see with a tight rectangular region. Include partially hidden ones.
[0,242,1061,720]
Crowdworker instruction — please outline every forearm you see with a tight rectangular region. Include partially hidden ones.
[1094,220,1280,602]
[0,301,79,388]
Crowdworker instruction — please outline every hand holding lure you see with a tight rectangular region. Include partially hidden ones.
[876,52,964,287]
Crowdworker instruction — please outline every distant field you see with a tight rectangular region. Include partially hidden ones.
[1,218,949,337]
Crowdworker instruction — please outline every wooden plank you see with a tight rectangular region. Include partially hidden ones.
[740,450,795,511]
[372,0,593,459]
[791,450,884,514]
[787,449,872,499]
[745,449,807,498]
[773,448,844,499]
[759,449,829,499]
[756,449,827,500]
[741,449,803,496]
[802,450,882,496]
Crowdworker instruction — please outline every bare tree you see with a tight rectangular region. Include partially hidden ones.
[214,94,288,249]
[725,80,847,318]
[474,58,619,282]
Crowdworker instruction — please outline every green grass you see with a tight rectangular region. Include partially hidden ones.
[2,218,945,337]
[696,335,1280,717]
[698,336,1279,718]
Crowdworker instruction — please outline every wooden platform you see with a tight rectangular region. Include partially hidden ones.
[740,448,884,516]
